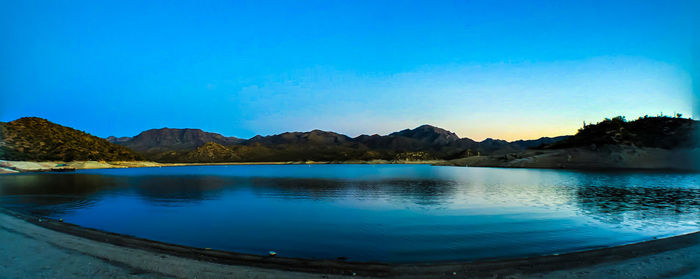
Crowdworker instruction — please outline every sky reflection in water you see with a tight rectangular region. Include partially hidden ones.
[0,165,697,262]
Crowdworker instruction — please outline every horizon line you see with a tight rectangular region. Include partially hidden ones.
[5,113,695,143]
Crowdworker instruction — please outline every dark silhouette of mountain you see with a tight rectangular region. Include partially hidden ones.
[510,136,571,149]
[1,117,579,163]
[110,128,243,155]
[0,117,142,161]
[156,125,569,163]
[475,138,513,153]
[246,130,353,146]
[354,125,475,156]
[236,130,370,162]
[389,124,461,145]
[98,123,576,163]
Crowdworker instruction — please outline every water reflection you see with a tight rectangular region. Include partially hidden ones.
[574,185,699,228]
[576,186,699,214]
[0,173,120,196]
[0,174,119,215]
[248,177,458,206]
[1,169,697,224]
[0,165,697,262]
[131,176,229,205]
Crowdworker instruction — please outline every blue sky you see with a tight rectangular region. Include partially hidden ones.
[1,0,697,140]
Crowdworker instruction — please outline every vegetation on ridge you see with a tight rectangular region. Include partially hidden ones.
[0,117,143,161]
[3,115,695,164]
[545,115,698,150]
[128,127,564,163]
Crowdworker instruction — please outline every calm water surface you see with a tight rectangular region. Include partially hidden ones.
[0,164,698,263]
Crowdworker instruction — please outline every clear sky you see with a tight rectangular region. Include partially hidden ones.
[1,0,697,141]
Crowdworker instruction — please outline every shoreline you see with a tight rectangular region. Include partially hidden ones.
[0,159,447,174]
[1,208,698,278]
[436,146,700,172]
[3,156,698,174]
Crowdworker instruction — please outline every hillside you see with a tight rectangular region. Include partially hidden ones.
[246,130,353,146]
[389,125,461,145]
[510,136,570,149]
[0,117,142,161]
[137,125,569,163]
[441,116,699,170]
[545,116,698,149]
[108,128,243,155]
[1,117,576,163]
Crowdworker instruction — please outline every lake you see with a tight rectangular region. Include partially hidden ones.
[0,164,698,263]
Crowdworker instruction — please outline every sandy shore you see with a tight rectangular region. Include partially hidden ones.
[0,159,447,173]
[437,145,700,171]
[4,145,699,173]
[1,209,697,278]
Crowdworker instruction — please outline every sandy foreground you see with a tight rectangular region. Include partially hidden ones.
[0,210,698,279]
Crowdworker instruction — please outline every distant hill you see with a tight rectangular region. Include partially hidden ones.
[231,130,370,161]
[356,125,475,156]
[122,116,697,165]
[1,117,577,163]
[0,117,142,161]
[545,116,698,149]
[389,124,461,145]
[246,130,353,146]
[441,116,699,170]
[143,125,469,162]
[108,128,243,156]
[510,136,571,149]
[135,124,571,163]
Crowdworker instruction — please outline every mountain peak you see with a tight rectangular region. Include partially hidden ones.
[390,124,461,145]
[246,129,351,145]
[116,128,243,153]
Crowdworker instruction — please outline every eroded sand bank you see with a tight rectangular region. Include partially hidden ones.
[438,146,700,171]
[0,210,697,279]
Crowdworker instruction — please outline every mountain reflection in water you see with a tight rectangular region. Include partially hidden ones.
[0,165,697,262]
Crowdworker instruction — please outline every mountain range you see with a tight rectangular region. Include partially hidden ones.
[4,115,694,164]
[106,124,568,162]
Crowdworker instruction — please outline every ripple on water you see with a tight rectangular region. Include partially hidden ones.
[0,165,697,262]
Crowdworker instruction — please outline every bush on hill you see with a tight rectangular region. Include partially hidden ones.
[545,115,697,149]
[0,117,143,161]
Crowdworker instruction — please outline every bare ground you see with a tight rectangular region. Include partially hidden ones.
[438,146,700,171]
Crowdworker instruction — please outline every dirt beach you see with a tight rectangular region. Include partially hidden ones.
[0,209,697,279]
[437,146,700,171]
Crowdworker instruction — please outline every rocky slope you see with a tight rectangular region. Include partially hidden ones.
[108,128,243,155]
[1,117,573,163]
[389,124,462,145]
[545,116,697,149]
[441,116,699,170]
[140,125,570,163]
[0,117,142,161]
